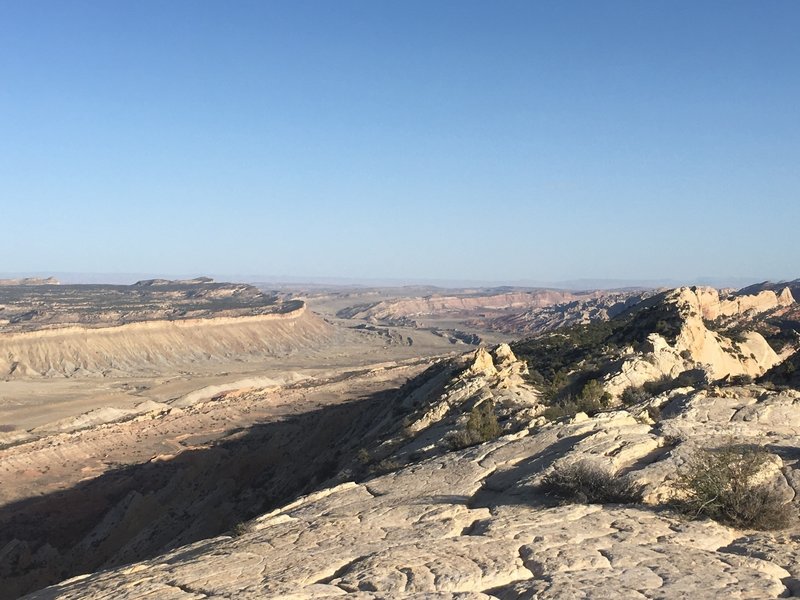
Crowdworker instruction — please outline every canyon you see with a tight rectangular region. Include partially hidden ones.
[1,279,799,599]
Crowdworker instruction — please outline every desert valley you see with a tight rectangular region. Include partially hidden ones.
[1,277,799,599]
[5,2,799,598]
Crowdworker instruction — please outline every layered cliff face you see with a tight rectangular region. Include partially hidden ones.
[0,306,335,378]
[337,291,591,321]
[0,279,337,378]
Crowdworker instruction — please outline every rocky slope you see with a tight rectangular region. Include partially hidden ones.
[0,360,437,599]
[473,290,652,335]
[336,289,620,325]
[23,343,800,599]
[513,286,796,401]
[601,287,789,395]
[10,285,800,599]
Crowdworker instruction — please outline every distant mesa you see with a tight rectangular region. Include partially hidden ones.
[0,280,330,378]
[0,277,59,286]
[335,287,656,337]
[133,276,215,287]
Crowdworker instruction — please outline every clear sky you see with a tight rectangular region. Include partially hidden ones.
[1,1,798,284]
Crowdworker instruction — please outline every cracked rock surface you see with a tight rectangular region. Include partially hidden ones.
[25,350,800,599]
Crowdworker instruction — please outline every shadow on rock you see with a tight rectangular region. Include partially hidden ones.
[0,387,403,600]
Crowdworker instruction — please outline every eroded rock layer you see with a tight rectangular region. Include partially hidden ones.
[0,307,334,378]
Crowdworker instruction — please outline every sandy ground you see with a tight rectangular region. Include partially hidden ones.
[0,355,443,598]
[0,356,436,507]
[0,323,462,434]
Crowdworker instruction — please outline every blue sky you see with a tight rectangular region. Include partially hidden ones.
[1,1,798,284]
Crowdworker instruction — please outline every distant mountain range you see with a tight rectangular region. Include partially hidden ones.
[1,272,791,290]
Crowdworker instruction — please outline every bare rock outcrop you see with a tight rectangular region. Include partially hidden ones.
[604,287,787,396]
[25,380,800,599]
[695,286,795,320]
[389,344,540,449]
[9,284,800,599]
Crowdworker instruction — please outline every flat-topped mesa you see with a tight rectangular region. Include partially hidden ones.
[133,276,214,286]
[0,277,59,286]
[0,279,281,334]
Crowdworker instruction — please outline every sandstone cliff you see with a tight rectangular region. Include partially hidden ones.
[337,290,610,323]
[604,287,786,395]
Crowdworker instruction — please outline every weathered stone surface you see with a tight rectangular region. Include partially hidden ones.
[16,313,800,600]
[604,287,788,396]
[26,374,800,599]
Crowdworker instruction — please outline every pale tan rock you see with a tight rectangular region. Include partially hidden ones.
[463,348,498,378]
[26,381,800,600]
[695,286,794,320]
[604,287,784,397]
[0,306,335,378]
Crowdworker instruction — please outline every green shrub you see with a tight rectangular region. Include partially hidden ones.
[369,458,404,475]
[674,443,794,530]
[541,395,606,420]
[579,379,612,406]
[356,448,372,465]
[620,385,652,406]
[540,461,644,505]
[641,369,709,396]
[448,400,502,449]
[468,400,502,439]
[540,381,611,420]
[726,327,749,344]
